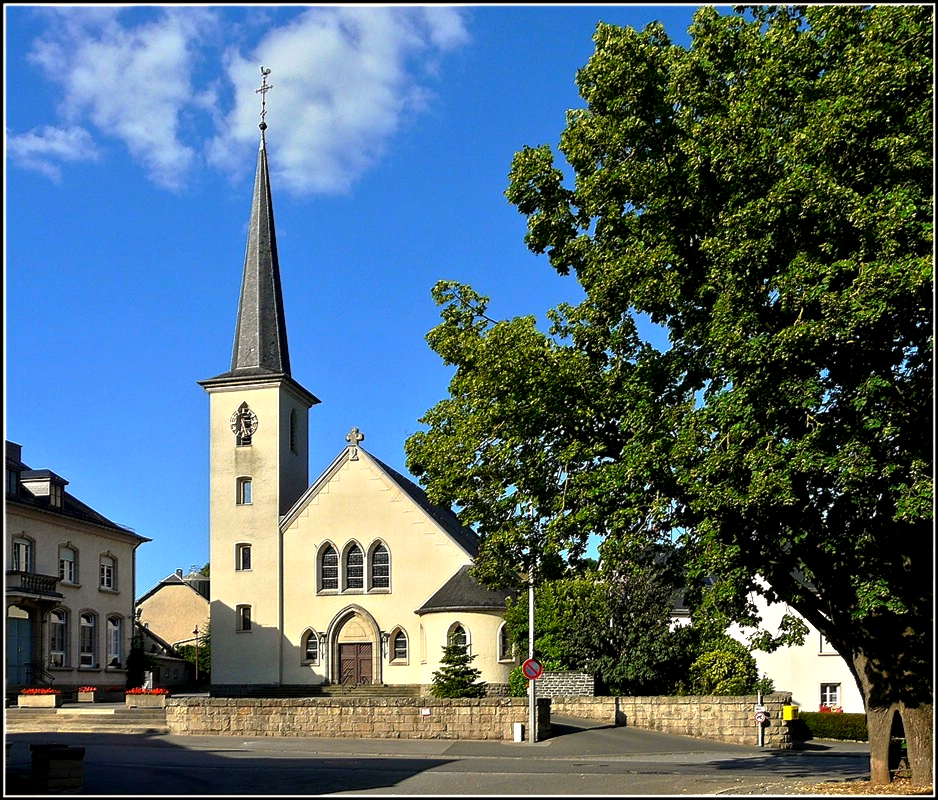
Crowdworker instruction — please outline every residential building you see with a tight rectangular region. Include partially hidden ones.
[729,594,864,714]
[136,567,209,649]
[5,441,149,694]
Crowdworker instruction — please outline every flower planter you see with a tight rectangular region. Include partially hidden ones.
[18,694,63,708]
[78,691,98,703]
[125,694,167,708]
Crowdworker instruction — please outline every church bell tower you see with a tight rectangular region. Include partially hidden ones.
[198,68,319,693]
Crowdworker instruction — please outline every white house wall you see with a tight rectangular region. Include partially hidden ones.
[728,595,864,714]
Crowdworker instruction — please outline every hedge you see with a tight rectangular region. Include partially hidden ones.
[790,711,869,742]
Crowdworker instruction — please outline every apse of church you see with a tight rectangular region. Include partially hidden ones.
[199,68,515,696]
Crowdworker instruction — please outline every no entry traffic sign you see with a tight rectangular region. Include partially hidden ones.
[522,658,543,680]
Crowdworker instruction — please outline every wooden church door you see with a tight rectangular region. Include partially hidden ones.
[339,643,373,685]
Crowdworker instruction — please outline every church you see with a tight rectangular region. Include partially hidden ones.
[197,74,516,697]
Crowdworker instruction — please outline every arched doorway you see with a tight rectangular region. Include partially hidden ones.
[329,607,380,686]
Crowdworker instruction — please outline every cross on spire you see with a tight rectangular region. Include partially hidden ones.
[256,66,273,132]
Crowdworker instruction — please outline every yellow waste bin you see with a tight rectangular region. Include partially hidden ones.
[783,705,799,720]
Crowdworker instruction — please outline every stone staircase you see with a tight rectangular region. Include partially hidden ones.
[5,705,169,735]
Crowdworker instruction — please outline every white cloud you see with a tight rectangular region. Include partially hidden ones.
[24,7,216,191]
[209,6,470,195]
[5,125,101,181]
[11,6,470,195]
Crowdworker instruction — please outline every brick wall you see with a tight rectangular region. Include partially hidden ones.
[552,693,795,749]
[538,672,595,697]
[166,696,551,741]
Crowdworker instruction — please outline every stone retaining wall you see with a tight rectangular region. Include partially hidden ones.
[538,672,595,697]
[552,693,795,749]
[166,696,551,741]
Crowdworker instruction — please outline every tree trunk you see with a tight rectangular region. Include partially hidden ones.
[865,705,894,785]
[900,701,933,788]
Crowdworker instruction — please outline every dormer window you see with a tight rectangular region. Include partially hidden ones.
[49,482,63,508]
[6,468,19,497]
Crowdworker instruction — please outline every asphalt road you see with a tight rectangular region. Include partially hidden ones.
[5,715,870,796]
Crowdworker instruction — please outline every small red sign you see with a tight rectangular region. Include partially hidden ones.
[522,658,543,680]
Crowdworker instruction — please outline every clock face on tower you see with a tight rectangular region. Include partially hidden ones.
[230,404,259,439]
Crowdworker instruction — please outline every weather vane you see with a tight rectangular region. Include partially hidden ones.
[256,66,272,131]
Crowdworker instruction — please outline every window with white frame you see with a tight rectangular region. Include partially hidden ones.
[819,634,839,655]
[820,683,841,708]
[371,543,390,589]
[237,477,252,505]
[107,617,122,667]
[99,554,116,590]
[320,545,338,591]
[303,630,319,663]
[13,537,32,572]
[345,544,364,590]
[50,609,67,667]
[237,605,252,632]
[80,612,96,667]
[235,543,252,571]
[59,545,77,584]
[49,482,63,508]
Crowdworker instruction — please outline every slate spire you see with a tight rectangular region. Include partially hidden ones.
[200,67,318,409]
[229,66,290,376]
[229,127,291,376]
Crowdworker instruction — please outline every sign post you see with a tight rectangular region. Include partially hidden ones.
[527,575,536,743]
[756,691,764,747]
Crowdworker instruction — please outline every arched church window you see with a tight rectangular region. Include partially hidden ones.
[345,544,364,590]
[320,545,338,591]
[449,624,468,651]
[371,543,389,589]
[498,622,513,661]
[392,630,408,662]
[302,630,319,664]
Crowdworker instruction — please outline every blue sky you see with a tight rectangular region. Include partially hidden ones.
[5,4,704,596]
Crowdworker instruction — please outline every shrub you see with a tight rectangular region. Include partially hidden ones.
[686,636,758,695]
[508,666,528,697]
[797,711,868,742]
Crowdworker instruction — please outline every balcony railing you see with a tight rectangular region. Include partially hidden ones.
[5,570,62,597]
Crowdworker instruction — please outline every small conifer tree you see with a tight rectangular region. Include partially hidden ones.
[430,642,487,698]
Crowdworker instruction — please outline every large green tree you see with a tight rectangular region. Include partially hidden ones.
[406,6,933,785]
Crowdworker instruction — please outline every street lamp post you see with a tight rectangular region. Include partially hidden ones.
[193,626,200,683]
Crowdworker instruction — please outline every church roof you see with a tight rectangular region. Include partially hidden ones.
[368,453,480,557]
[416,564,515,615]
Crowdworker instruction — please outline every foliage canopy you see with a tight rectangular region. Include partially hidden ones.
[406,5,932,784]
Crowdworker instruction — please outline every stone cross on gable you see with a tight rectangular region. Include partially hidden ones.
[346,427,364,460]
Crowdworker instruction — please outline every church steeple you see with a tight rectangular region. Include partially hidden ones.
[200,67,318,406]
[230,127,291,376]
[230,65,290,377]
